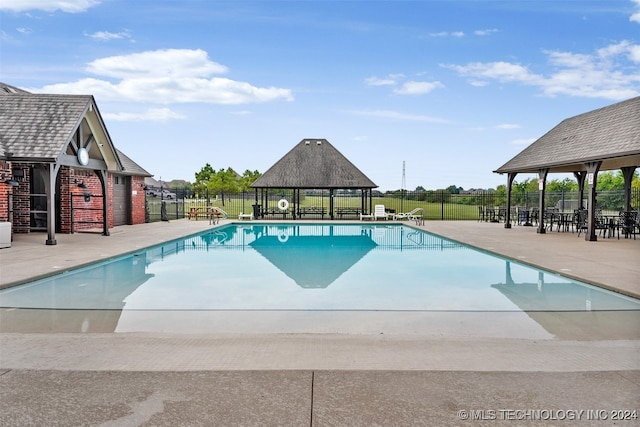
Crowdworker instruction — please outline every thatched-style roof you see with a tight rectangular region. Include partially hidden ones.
[251,138,377,189]
[494,96,640,174]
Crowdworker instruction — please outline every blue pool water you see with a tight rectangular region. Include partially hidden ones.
[1,223,639,313]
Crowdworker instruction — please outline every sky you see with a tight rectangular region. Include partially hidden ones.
[1,0,639,191]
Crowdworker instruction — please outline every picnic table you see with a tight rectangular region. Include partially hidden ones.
[187,207,209,220]
[298,206,326,218]
[187,207,223,224]
[336,207,361,219]
[264,207,289,219]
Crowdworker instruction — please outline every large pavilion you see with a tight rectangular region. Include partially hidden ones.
[494,96,640,241]
[250,138,377,219]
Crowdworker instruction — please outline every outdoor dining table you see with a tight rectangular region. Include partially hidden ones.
[600,214,620,238]
[551,211,574,232]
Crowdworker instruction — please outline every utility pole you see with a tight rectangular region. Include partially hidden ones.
[401,161,406,213]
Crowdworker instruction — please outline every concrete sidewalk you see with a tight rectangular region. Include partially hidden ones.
[1,219,639,426]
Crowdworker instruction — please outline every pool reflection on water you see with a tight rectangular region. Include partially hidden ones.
[1,224,639,338]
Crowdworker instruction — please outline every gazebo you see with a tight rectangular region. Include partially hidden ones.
[494,96,640,241]
[250,138,377,219]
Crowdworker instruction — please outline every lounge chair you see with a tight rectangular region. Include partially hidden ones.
[393,207,423,221]
[359,211,374,221]
[374,204,388,221]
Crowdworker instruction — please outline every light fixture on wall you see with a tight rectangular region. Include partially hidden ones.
[1,173,19,187]
[75,179,88,189]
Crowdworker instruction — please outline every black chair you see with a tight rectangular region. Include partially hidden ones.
[477,206,485,222]
[529,207,539,225]
[575,209,588,237]
[617,210,638,240]
[594,210,610,238]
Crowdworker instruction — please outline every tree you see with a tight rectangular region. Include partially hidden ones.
[193,163,216,197]
[238,170,262,192]
[596,171,625,191]
[207,168,240,205]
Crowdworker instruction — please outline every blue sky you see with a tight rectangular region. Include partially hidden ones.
[1,0,639,191]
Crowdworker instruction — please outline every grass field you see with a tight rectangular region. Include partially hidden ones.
[147,195,481,221]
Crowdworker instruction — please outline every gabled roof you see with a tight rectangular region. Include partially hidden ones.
[495,96,640,174]
[251,138,377,189]
[0,92,93,160]
[0,82,122,171]
[115,149,152,177]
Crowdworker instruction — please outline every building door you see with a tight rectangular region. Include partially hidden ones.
[112,175,128,226]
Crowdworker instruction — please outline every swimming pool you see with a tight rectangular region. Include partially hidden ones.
[1,223,639,336]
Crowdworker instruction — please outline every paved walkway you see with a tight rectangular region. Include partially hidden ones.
[1,219,639,426]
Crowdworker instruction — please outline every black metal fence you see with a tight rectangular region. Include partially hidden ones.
[145,188,640,223]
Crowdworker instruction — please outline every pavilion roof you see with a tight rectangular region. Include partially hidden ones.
[251,138,377,189]
[494,96,640,174]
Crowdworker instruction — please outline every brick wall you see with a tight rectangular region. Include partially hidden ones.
[69,169,107,232]
[3,164,147,234]
[0,161,11,223]
[131,176,146,225]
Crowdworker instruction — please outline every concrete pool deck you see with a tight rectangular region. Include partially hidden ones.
[1,219,639,426]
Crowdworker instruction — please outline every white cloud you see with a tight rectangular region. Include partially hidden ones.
[0,0,100,13]
[474,29,499,36]
[345,109,448,123]
[86,49,227,78]
[631,0,640,23]
[86,30,131,41]
[393,80,444,95]
[103,108,185,122]
[32,49,293,105]
[429,31,464,38]
[445,41,640,100]
[495,124,521,130]
[364,74,403,86]
[16,27,32,34]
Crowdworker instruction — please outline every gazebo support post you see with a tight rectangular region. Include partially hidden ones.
[504,172,517,229]
[585,161,602,241]
[329,189,334,219]
[536,168,549,234]
[573,171,587,209]
[97,170,110,236]
[45,163,61,245]
[621,166,636,211]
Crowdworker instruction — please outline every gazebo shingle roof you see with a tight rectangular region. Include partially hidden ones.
[494,96,640,174]
[251,138,377,189]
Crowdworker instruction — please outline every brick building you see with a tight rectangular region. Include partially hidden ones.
[0,83,151,245]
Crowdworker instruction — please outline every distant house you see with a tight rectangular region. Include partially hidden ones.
[0,82,152,245]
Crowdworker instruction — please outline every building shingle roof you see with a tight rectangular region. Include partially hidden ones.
[495,96,640,174]
[251,138,377,189]
[115,149,152,177]
[0,92,93,160]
